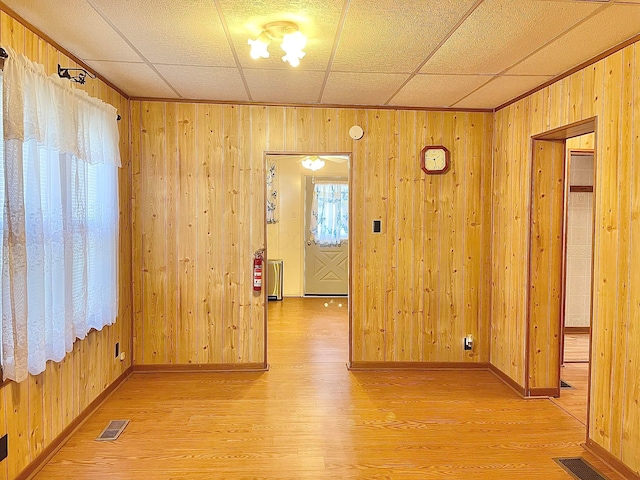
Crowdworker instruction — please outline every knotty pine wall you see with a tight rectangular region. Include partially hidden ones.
[0,10,132,480]
[130,103,493,366]
[492,43,640,473]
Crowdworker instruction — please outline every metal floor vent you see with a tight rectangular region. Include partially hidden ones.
[96,420,129,441]
[561,380,574,388]
[554,457,608,480]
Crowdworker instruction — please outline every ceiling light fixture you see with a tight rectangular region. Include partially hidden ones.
[301,156,325,171]
[248,21,307,67]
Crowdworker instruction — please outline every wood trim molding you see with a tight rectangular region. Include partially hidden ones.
[132,363,269,373]
[564,326,591,334]
[16,366,133,480]
[347,362,490,371]
[0,2,129,100]
[128,96,493,113]
[532,117,597,141]
[488,364,526,397]
[528,387,559,398]
[583,439,640,480]
[496,32,640,112]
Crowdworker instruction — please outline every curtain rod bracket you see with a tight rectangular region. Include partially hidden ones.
[0,47,7,59]
[58,64,96,85]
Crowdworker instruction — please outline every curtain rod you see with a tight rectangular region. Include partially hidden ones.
[0,47,120,121]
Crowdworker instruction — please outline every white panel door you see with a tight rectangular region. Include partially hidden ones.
[304,176,348,295]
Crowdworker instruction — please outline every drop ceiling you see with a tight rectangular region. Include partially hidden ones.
[5,0,640,110]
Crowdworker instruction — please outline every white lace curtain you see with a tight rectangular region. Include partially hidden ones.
[1,47,121,383]
[309,181,349,246]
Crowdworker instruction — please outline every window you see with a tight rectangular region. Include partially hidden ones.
[1,48,120,383]
[309,181,349,246]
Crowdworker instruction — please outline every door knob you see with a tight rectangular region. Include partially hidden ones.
[306,240,312,246]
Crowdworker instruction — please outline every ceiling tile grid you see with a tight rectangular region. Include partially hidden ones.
[2,0,640,109]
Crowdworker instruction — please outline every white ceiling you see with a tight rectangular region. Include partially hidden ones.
[5,0,640,109]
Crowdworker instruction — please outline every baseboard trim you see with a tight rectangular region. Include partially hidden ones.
[132,362,269,373]
[488,364,526,397]
[565,326,591,334]
[347,361,490,371]
[529,387,559,398]
[583,439,640,480]
[17,366,133,480]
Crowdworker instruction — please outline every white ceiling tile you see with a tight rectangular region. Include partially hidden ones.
[331,0,478,74]
[155,65,249,102]
[243,69,325,103]
[84,61,179,98]
[87,0,236,67]
[452,75,552,109]
[421,0,602,75]
[219,0,344,71]
[389,74,493,108]
[507,4,640,76]
[321,72,408,105]
[2,0,142,62]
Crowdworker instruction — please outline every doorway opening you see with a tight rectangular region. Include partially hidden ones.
[264,153,351,365]
[525,119,596,436]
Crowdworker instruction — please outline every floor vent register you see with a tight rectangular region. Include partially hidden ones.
[554,457,608,480]
[96,420,130,441]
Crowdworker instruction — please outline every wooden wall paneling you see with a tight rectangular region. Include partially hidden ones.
[267,106,285,151]
[591,50,622,450]
[223,106,241,363]
[141,101,168,364]
[0,389,6,480]
[249,106,267,364]
[350,109,367,362]
[294,107,313,150]
[336,108,356,153]
[1,11,24,53]
[131,101,143,365]
[609,45,633,459]
[409,111,425,362]
[568,71,583,124]
[362,110,386,361]
[622,45,640,469]
[452,113,468,361]
[384,110,399,361]
[238,106,252,363]
[395,110,415,361]
[5,382,29,478]
[421,111,439,362]
[463,113,484,361]
[164,103,178,364]
[176,103,198,364]
[27,374,44,460]
[480,113,493,359]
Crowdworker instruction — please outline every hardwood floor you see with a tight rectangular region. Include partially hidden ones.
[554,363,589,426]
[563,333,590,363]
[33,298,622,479]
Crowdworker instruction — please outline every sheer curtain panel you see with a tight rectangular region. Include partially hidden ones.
[309,181,349,246]
[1,47,121,383]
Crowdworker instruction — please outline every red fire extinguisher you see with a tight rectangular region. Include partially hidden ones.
[253,249,264,291]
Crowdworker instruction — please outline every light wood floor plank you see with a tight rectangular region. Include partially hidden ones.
[34,298,621,479]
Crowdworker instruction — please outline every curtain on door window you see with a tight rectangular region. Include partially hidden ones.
[309,181,348,246]
[1,47,121,383]
[266,159,278,223]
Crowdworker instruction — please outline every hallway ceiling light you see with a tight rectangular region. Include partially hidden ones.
[301,156,325,171]
[248,21,307,67]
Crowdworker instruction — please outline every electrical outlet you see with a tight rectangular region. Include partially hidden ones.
[115,342,120,358]
[464,335,473,351]
[0,434,7,462]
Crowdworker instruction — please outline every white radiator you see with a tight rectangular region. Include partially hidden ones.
[267,260,283,301]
